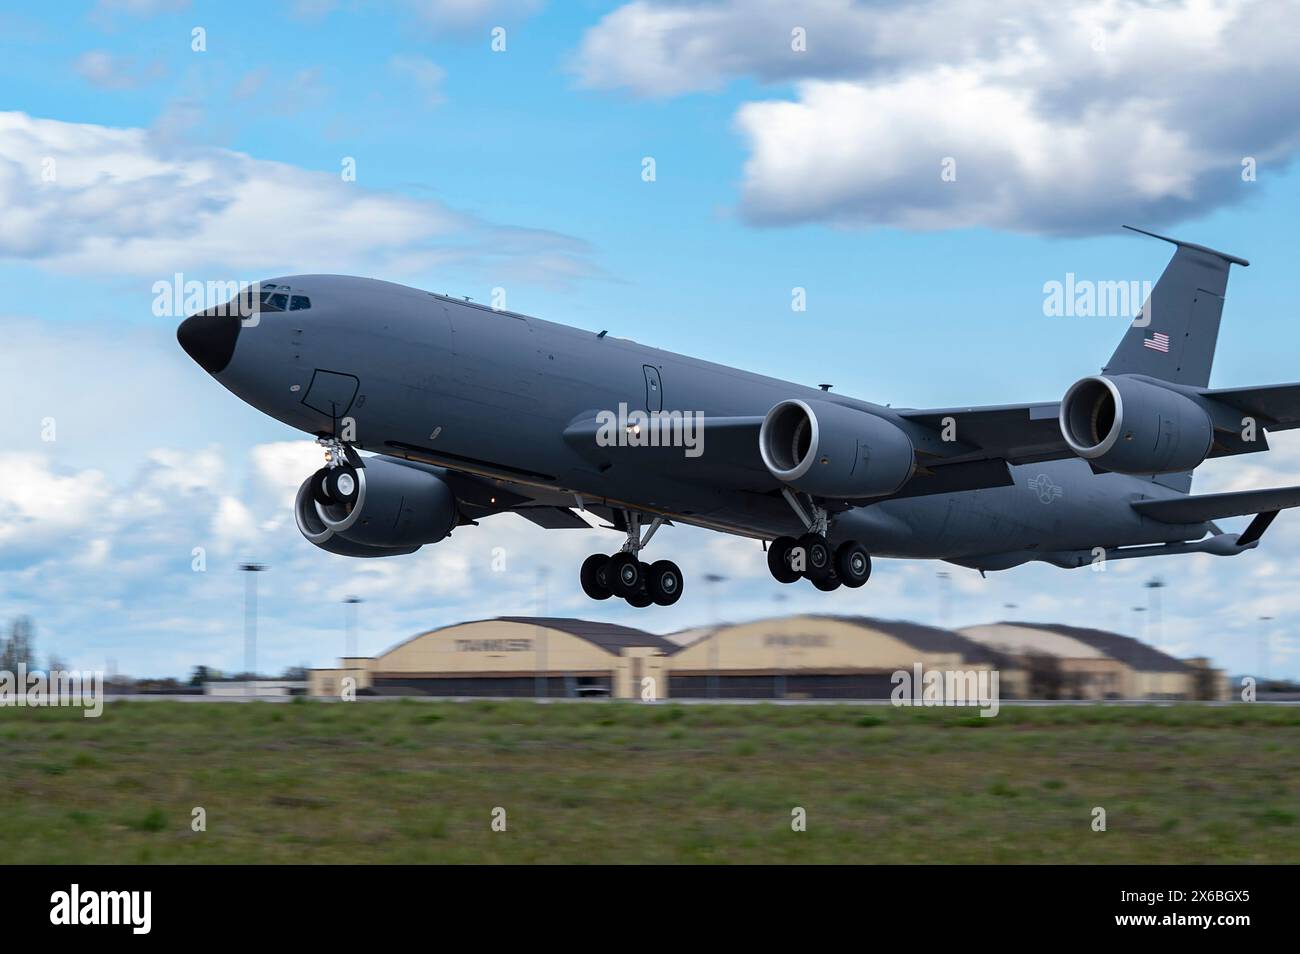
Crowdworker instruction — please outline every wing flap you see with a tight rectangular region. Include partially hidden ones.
[562,414,768,487]
[514,506,592,530]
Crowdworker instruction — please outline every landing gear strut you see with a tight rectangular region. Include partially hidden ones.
[768,490,872,591]
[309,436,360,506]
[579,512,683,608]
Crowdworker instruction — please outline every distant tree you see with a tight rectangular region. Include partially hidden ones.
[1,616,36,672]
[1023,650,1065,700]
[189,665,213,687]
[279,666,307,681]
[46,654,70,674]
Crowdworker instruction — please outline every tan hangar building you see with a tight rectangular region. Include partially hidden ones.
[308,614,1226,701]
[667,614,1014,699]
[309,617,675,700]
[958,622,1222,700]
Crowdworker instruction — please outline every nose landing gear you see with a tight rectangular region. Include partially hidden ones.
[309,436,360,506]
[579,513,683,608]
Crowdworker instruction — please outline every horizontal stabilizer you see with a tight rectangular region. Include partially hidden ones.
[1132,485,1300,524]
[1200,381,1300,431]
[1120,225,1250,267]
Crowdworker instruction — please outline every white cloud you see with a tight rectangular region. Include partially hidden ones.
[407,0,541,29]
[251,441,330,506]
[212,495,259,551]
[230,68,269,102]
[575,0,1300,234]
[0,111,600,283]
[0,453,110,553]
[75,50,166,90]
[389,55,446,106]
[93,0,189,15]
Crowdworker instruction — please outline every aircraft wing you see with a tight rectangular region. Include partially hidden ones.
[562,413,1020,498]
[894,402,1069,465]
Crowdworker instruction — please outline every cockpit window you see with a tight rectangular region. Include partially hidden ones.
[218,283,310,315]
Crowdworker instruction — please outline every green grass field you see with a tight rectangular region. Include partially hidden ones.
[2,700,1297,863]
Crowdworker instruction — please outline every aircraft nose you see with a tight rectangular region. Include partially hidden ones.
[177,312,240,374]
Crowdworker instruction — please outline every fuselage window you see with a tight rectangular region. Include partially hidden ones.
[289,295,311,311]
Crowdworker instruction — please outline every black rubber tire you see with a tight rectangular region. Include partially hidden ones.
[767,536,801,584]
[325,465,360,505]
[626,590,654,608]
[647,560,684,606]
[310,468,334,506]
[797,532,833,581]
[812,573,841,592]
[580,553,613,601]
[835,541,872,588]
[607,552,642,597]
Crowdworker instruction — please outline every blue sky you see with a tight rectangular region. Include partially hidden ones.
[2,0,1299,678]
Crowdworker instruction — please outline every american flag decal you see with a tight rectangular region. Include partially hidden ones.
[1142,331,1170,353]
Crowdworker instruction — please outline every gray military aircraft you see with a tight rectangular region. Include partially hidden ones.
[178,227,1300,608]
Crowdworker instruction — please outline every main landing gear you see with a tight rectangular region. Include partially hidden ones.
[766,490,871,592]
[580,513,683,608]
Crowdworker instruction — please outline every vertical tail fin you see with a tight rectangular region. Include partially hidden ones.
[1105,228,1249,494]
[1103,226,1248,388]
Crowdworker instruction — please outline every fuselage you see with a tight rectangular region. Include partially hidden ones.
[179,275,1206,565]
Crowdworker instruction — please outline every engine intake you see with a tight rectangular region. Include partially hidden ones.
[1059,375,1213,474]
[758,398,915,498]
[295,456,457,554]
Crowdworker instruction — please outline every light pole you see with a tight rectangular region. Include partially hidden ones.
[535,567,550,699]
[1258,615,1273,684]
[1145,577,1165,648]
[343,596,362,660]
[239,563,268,697]
[772,591,789,698]
[936,571,952,627]
[703,573,727,699]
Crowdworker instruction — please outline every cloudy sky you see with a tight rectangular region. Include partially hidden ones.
[2,0,1299,678]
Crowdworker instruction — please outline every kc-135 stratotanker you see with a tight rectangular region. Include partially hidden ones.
[179,227,1300,608]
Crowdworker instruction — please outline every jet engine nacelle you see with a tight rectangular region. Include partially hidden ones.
[758,398,915,498]
[295,456,457,554]
[1059,374,1214,474]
